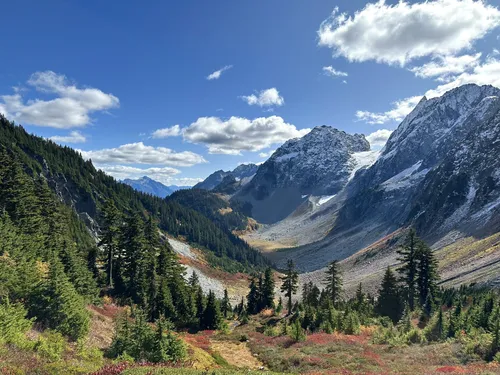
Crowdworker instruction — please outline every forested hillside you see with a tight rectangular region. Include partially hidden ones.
[0,116,269,272]
[167,189,253,232]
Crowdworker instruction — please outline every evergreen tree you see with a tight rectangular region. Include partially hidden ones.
[280,260,298,315]
[416,242,439,314]
[376,267,403,323]
[247,277,260,314]
[397,229,420,311]
[221,289,231,318]
[262,267,275,310]
[202,290,222,330]
[324,260,343,307]
[99,199,120,288]
[29,258,90,341]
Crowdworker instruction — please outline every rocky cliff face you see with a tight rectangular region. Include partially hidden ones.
[266,84,500,271]
[233,126,370,224]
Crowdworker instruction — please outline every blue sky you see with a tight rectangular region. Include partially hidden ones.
[1,0,500,185]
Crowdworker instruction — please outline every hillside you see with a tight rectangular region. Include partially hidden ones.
[167,189,255,233]
[0,116,269,273]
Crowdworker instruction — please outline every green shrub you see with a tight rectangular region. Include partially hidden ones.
[341,312,361,335]
[34,330,66,361]
[264,325,279,337]
[405,328,426,344]
[289,319,306,342]
[0,299,33,347]
[494,351,500,363]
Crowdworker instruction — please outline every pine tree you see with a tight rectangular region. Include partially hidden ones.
[221,289,231,318]
[262,267,275,310]
[99,199,120,288]
[324,260,343,308]
[247,277,260,314]
[376,267,403,323]
[202,290,222,330]
[416,242,439,314]
[280,260,298,315]
[397,229,420,311]
[29,258,90,341]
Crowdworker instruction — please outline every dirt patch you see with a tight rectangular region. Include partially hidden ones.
[210,340,265,370]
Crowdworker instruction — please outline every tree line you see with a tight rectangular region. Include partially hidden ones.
[240,229,500,361]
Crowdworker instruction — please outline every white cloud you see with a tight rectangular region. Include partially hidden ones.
[259,149,276,158]
[49,131,86,144]
[151,125,182,138]
[96,165,202,186]
[207,65,233,80]
[323,66,348,77]
[98,165,180,179]
[79,142,207,167]
[356,96,422,124]
[409,53,482,81]
[183,116,310,155]
[241,88,285,107]
[0,71,119,128]
[356,57,500,124]
[366,129,393,147]
[318,0,500,66]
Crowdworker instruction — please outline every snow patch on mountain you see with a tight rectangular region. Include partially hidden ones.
[349,150,380,180]
[318,195,336,205]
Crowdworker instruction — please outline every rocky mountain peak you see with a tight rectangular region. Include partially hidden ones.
[233,126,371,223]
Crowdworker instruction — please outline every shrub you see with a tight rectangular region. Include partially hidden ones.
[34,330,66,361]
[405,328,426,344]
[0,299,33,347]
[494,352,500,363]
[264,325,280,337]
[289,319,306,342]
[341,312,361,335]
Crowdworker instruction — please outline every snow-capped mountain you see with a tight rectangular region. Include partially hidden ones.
[266,84,500,272]
[233,126,371,223]
[123,176,189,197]
[194,163,258,191]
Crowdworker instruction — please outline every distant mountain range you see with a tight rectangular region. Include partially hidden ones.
[122,176,190,197]
[194,163,258,191]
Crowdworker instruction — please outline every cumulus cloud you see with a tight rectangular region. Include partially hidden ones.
[240,88,284,107]
[49,131,86,144]
[183,116,310,155]
[356,96,422,124]
[151,125,182,138]
[357,57,500,124]
[366,129,393,148]
[323,66,348,77]
[207,65,233,80]
[409,53,482,81]
[79,142,207,167]
[0,71,119,128]
[318,0,500,66]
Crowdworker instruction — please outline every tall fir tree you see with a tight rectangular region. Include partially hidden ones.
[324,260,343,308]
[375,267,403,323]
[397,229,420,311]
[262,267,276,310]
[417,242,439,315]
[280,259,298,315]
[98,199,120,288]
